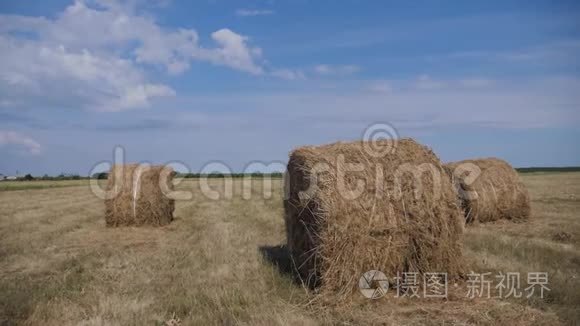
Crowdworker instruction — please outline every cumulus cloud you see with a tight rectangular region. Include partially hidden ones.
[0,0,267,111]
[314,64,360,76]
[0,40,175,112]
[207,29,264,74]
[0,131,41,154]
[235,9,274,17]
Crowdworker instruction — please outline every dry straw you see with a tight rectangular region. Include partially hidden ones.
[444,158,531,223]
[284,138,465,297]
[105,164,175,227]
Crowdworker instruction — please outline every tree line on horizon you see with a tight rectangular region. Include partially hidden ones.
[3,167,579,182]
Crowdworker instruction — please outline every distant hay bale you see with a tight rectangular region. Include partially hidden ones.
[105,164,175,227]
[444,158,530,223]
[284,138,465,296]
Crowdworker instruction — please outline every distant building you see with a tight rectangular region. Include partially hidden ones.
[0,172,20,181]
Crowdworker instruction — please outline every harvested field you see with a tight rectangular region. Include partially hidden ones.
[0,173,579,325]
[0,179,87,191]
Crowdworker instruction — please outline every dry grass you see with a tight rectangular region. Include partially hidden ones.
[0,179,87,191]
[0,173,578,325]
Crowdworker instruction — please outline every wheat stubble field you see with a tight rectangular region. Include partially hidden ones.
[0,173,579,325]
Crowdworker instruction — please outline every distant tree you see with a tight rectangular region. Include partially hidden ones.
[23,174,34,181]
[92,172,109,180]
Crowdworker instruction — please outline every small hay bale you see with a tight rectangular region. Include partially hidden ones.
[284,138,465,296]
[104,164,175,227]
[444,158,530,223]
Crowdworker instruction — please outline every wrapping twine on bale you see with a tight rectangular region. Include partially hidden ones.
[104,164,175,227]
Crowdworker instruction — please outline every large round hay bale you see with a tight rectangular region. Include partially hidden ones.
[444,158,530,223]
[104,164,175,227]
[284,138,465,295]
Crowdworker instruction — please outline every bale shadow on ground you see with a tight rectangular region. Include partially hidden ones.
[258,245,304,284]
[259,245,293,275]
[259,245,322,289]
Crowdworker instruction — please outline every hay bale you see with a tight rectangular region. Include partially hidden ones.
[104,164,175,227]
[284,138,465,295]
[444,158,530,223]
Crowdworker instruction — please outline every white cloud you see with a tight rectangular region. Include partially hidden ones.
[170,76,580,130]
[365,76,493,93]
[104,84,176,112]
[414,74,446,90]
[206,29,264,75]
[30,0,264,75]
[0,0,271,112]
[270,68,306,80]
[235,9,274,17]
[0,131,41,154]
[314,64,361,76]
[458,78,493,88]
[445,40,580,67]
[0,38,175,112]
[495,40,580,63]
[367,80,393,93]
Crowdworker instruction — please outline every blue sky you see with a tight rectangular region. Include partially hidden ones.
[0,0,579,175]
